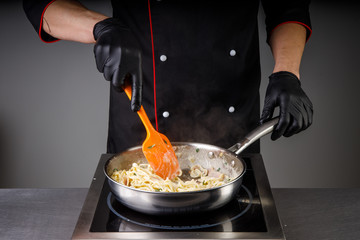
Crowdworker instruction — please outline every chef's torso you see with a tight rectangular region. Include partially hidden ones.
[107,0,261,153]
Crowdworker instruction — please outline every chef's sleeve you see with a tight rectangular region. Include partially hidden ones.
[23,0,59,43]
[261,0,312,43]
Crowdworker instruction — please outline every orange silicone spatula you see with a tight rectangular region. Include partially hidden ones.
[123,84,180,180]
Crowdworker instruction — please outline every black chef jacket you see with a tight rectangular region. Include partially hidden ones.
[23,0,312,154]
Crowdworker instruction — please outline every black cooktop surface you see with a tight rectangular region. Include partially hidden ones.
[72,153,285,239]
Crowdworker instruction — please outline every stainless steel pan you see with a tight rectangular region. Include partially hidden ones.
[104,118,278,215]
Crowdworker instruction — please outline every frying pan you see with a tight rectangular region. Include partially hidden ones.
[104,118,278,215]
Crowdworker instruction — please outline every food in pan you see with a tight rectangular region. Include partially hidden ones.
[110,163,233,192]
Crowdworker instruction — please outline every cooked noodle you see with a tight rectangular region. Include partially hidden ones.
[110,163,233,192]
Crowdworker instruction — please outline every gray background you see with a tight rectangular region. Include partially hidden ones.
[1,1,359,188]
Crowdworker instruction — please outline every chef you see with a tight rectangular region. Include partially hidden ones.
[23,0,313,154]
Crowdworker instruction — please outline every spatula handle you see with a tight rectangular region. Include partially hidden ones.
[123,85,155,135]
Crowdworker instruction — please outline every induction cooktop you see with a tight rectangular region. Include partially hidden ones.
[72,153,285,239]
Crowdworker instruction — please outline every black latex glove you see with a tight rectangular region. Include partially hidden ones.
[93,18,142,112]
[260,71,313,140]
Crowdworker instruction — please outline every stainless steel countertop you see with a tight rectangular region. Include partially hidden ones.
[0,188,359,240]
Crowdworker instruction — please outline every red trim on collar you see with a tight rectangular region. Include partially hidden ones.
[39,0,60,43]
[271,21,312,42]
[147,0,159,131]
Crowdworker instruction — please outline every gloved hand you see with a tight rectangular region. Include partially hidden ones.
[260,71,313,140]
[93,18,142,112]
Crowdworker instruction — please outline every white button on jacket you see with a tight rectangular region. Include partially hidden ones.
[160,55,167,62]
[162,111,170,118]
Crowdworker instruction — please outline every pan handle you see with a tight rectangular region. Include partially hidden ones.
[228,117,279,155]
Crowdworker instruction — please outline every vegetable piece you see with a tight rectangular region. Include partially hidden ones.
[147,144,156,149]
